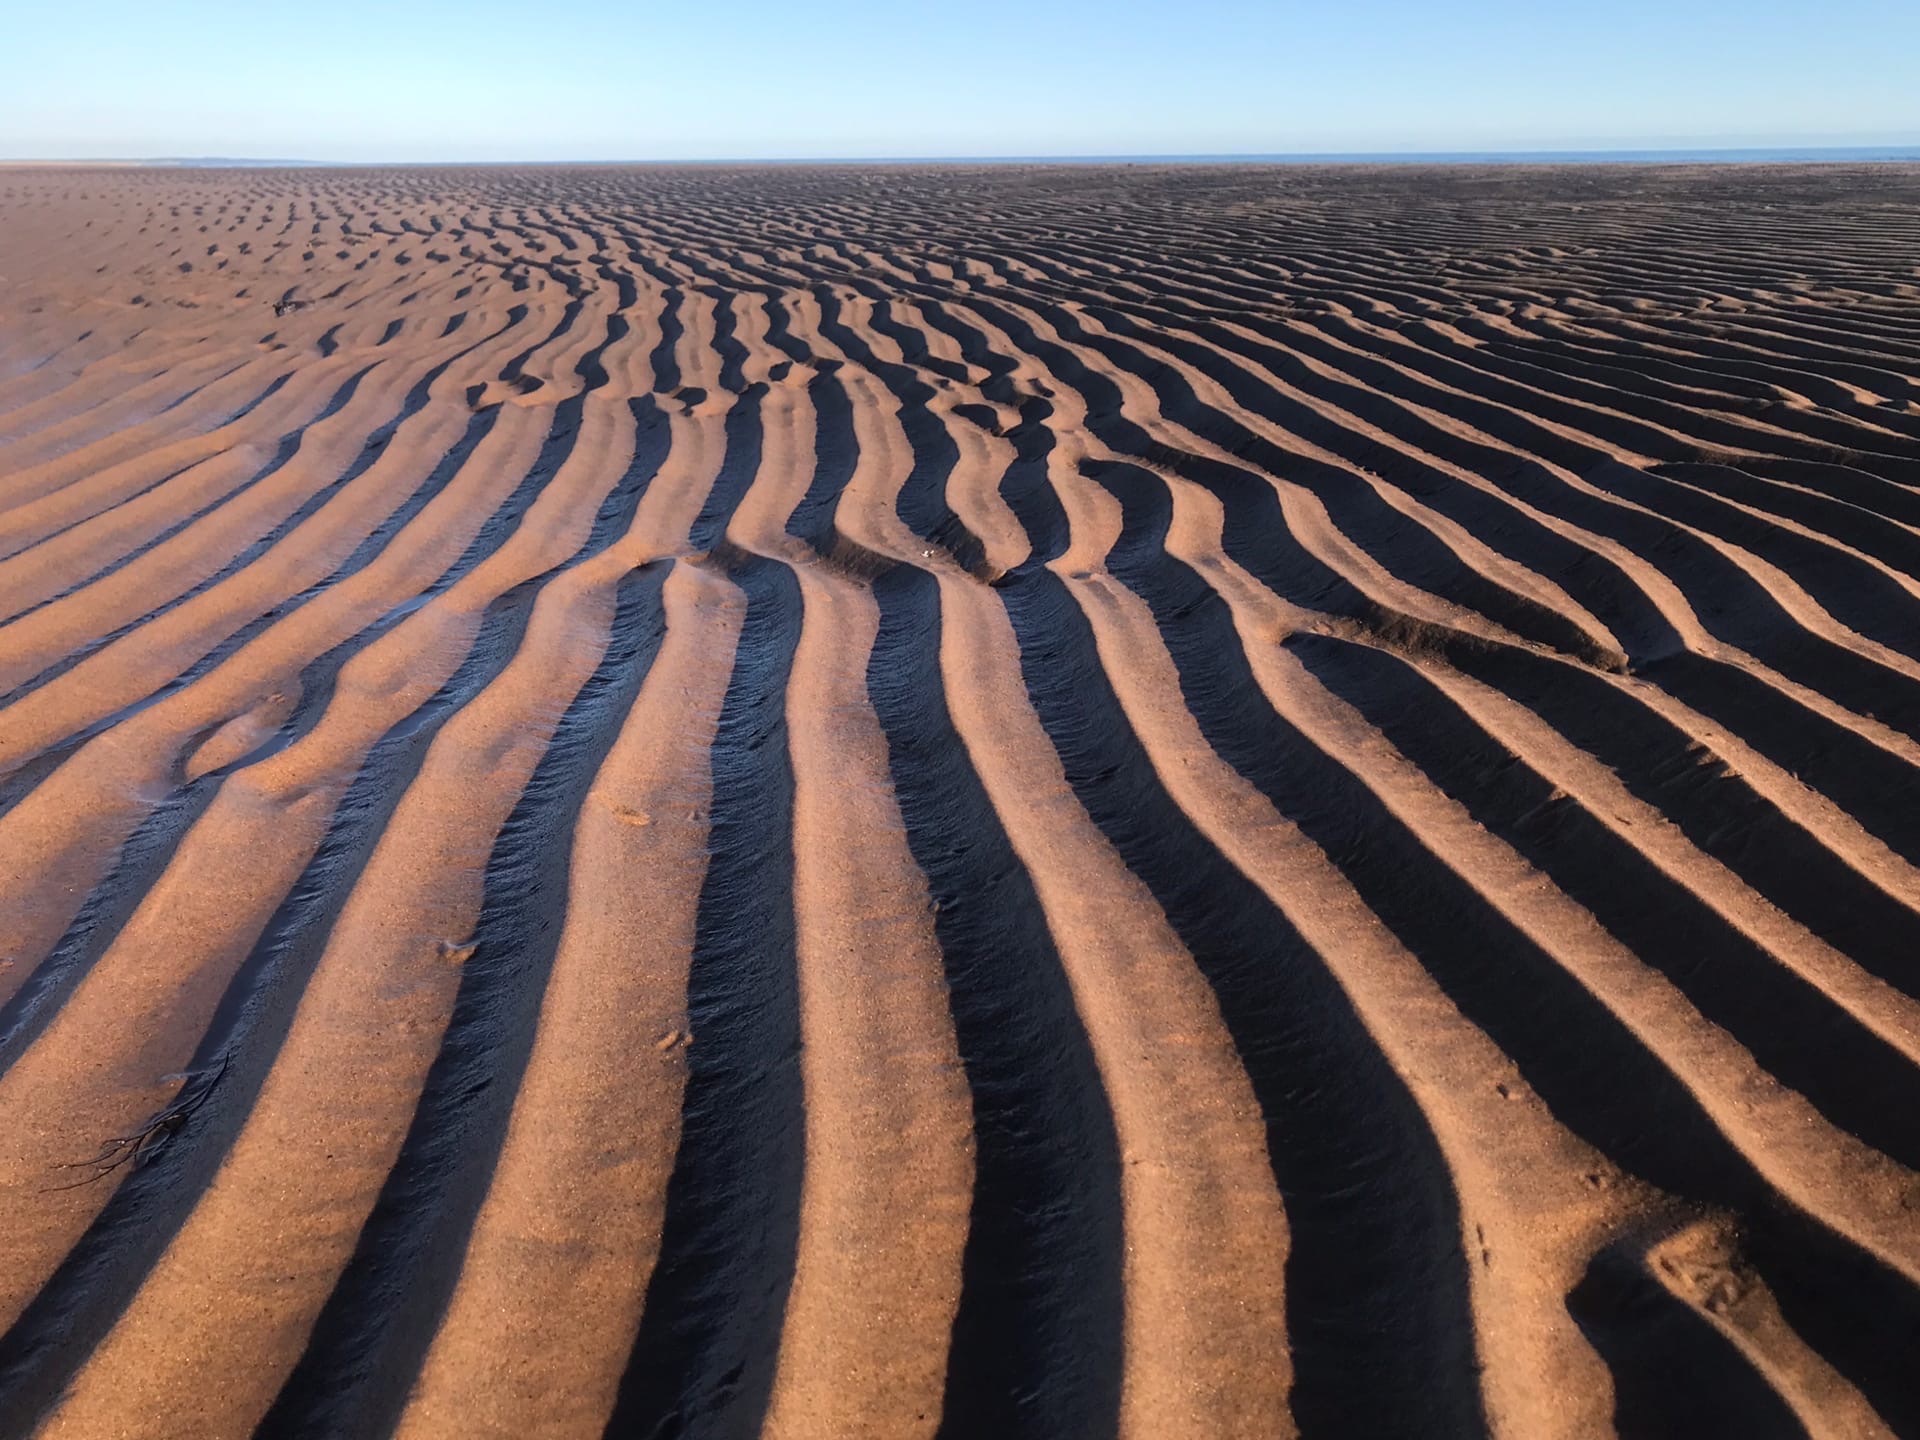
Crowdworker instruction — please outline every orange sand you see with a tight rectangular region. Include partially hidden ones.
[1,161,1919,1438]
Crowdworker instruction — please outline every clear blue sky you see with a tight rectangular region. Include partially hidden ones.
[4,0,1916,161]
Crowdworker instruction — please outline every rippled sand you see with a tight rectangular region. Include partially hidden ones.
[2,161,1919,1438]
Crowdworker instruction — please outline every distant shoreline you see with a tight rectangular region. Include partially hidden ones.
[6,145,1920,169]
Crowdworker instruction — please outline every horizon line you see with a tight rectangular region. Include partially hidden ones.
[7,142,1920,170]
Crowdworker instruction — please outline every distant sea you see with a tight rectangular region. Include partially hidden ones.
[11,147,1920,168]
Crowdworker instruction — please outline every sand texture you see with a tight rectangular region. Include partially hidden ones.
[2,161,1920,1438]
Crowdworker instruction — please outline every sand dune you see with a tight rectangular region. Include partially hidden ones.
[2,160,1919,1438]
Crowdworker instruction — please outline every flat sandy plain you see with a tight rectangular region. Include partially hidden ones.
[1,161,1919,1439]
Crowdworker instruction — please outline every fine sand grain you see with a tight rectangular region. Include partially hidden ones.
[2,161,1920,1438]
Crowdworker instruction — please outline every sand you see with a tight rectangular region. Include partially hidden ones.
[0,160,1918,1438]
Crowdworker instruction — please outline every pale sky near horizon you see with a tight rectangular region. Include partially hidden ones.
[3,0,1916,162]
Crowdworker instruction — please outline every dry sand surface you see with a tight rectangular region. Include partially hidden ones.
[1,160,1920,1438]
